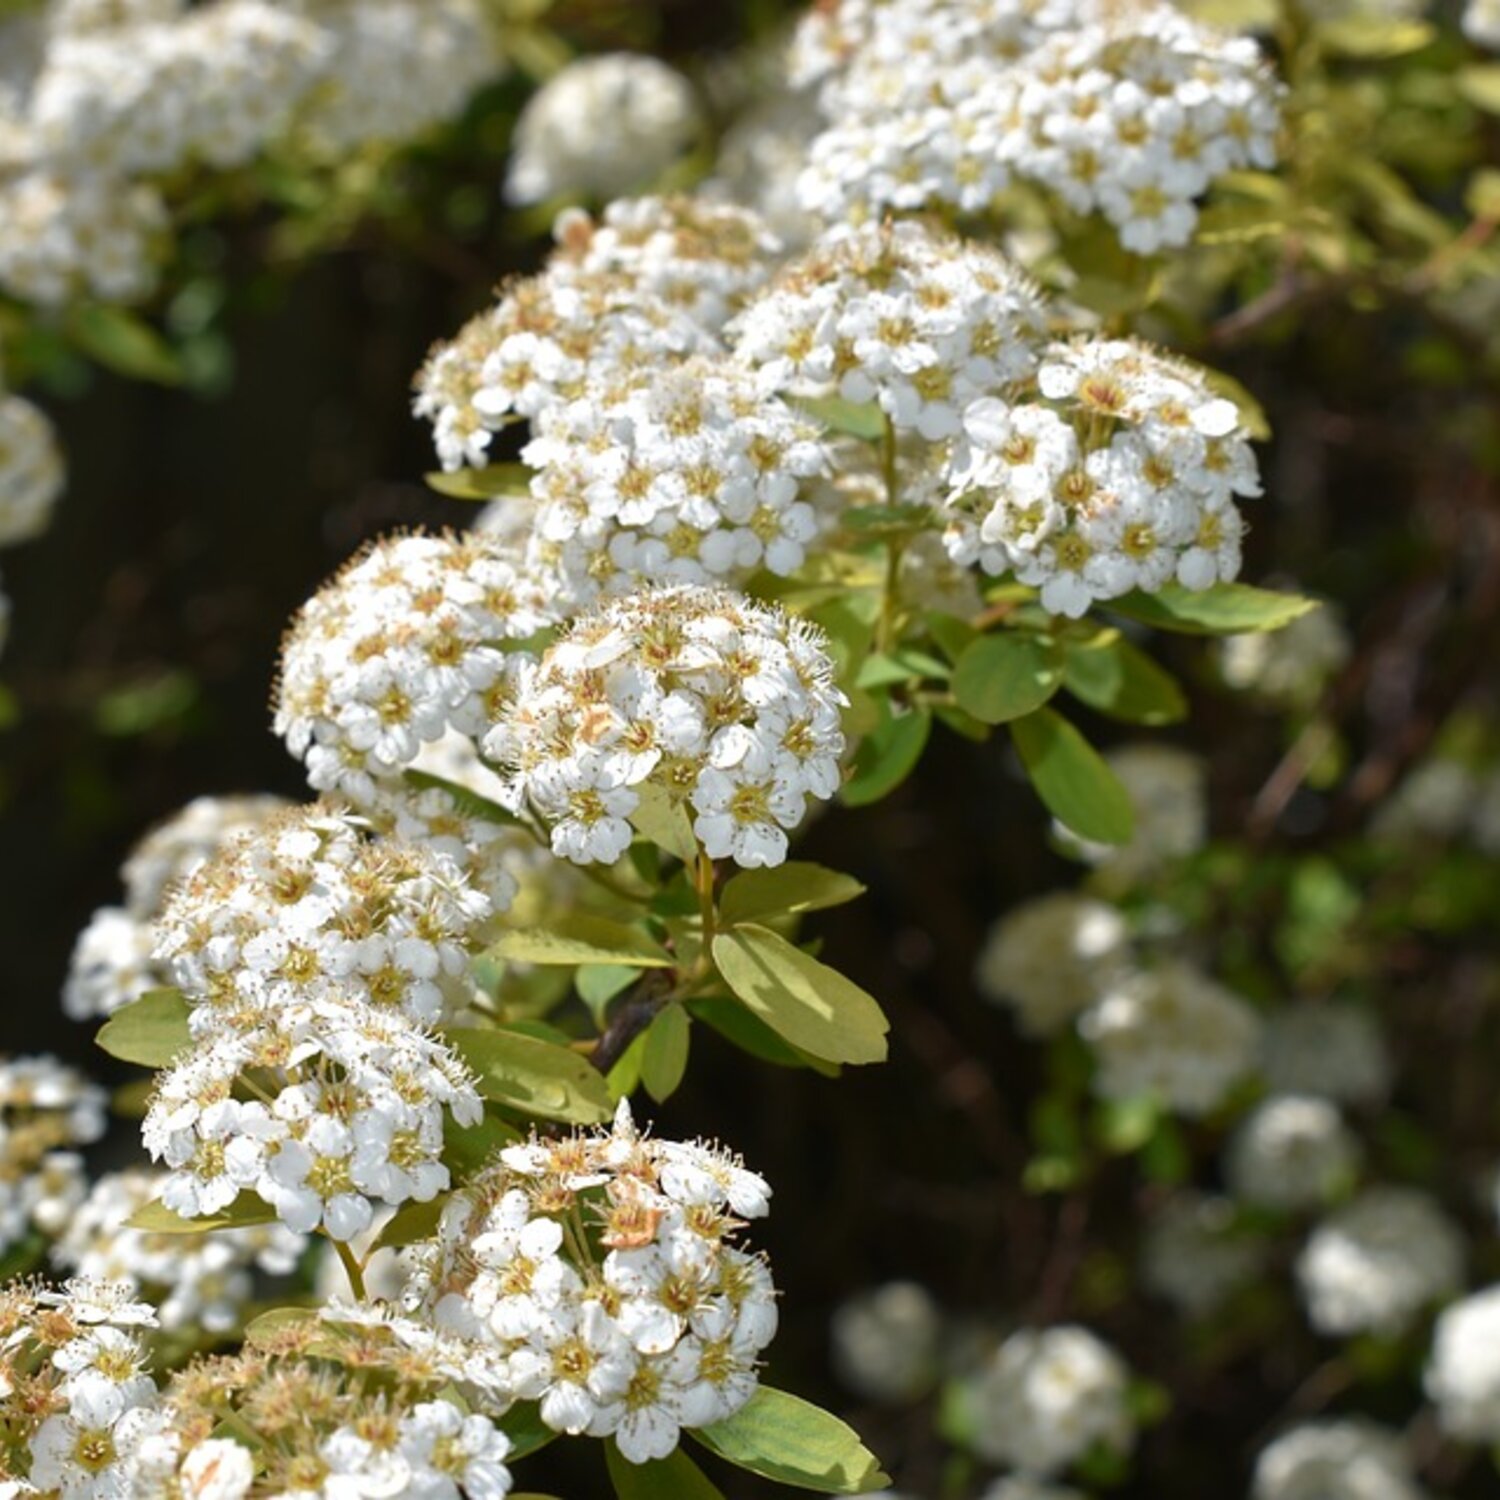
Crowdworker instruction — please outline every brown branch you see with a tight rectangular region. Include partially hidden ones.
[588,970,673,1076]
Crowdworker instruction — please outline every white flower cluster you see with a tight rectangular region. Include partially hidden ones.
[0,1054,106,1257]
[830,1281,943,1403]
[961,1324,1134,1476]
[1141,1190,1265,1317]
[1220,599,1351,710]
[1427,1285,1500,1442]
[975,891,1131,1036]
[944,340,1259,617]
[518,356,832,605]
[731,219,1048,441]
[274,531,551,816]
[1260,1003,1393,1107]
[1252,1420,1427,1500]
[407,1101,778,1464]
[414,196,781,473]
[1224,1095,1361,1212]
[0,390,64,548]
[141,806,488,1241]
[52,1166,306,1335]
[792,0,1279,253]
[489,586,846,868]
[0,1278,165,1500]
[64,792,287,1022]
[1372,751,1500,857]
[0,0,504,310]
[1464,0,1500,49]
[505,53,703,206]
[1079,960,1261,1116]
[1295,1186,1464,1337]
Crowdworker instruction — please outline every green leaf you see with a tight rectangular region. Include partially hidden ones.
[689,998,839,1076]
[1062,637,1187,726]
[1010,709,1135,846]
[96,987,193,1068]
[1315,15,1433,55]
[719,863,866,927]
[607,1441,726,1499]
[374,1196,447,1250]
[497,1404,559,1461]
[640,1005,691,1103]
[443,1111,522,1179]
[68,305,181,384]
[125,1193,279,1234]
[1458,63,1500,115]
[628,783,699,864]
[692,1388,889,1494]
[855,650,950,690]
[711,926,888,1066]
[488,915,673,968]
[446,1028,614,1124]
[842,704,931,808]
[423,462,532,501]
[576,964,639,1025]
[1107,583,1317,636]
[790,395,886,442]
[952,632,1064,724]
[402,769,519,827]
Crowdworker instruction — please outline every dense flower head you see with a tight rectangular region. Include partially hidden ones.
[52,1166,306,1335]
[1251,1420,1427,1500]
[1426,1285,1500,1442]
[1079,960,1261,1116]
[505,53,703,206]
[792,0,1279,252]
[154,803,491,1027]
[943,338,1260,617]
[961,1324,1134,1475]
[1260,1003,1393,1107]
[1296,1186,1464,1337]
[1224,1094,1361,1212]
[0,1055,106,1259]
[275,531,552,812]
[1141,1190,1265,1317]
[518,355,833,607]
[0,391,64,547]
[1464,0,1500,48]
[488,586,846,868]
[975,891,1133,1035]
[406,1100,777,1463]
[731,219,1049,442]
[831,1281,943,1403]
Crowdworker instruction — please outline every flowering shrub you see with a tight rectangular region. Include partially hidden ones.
[3,0,1500,1495]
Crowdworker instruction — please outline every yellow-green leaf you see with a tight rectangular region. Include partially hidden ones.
[692,1388,890,1495]
[1010,708,1135,846]
[126,1193,278,1234]
[96,988,193,1068]
[1107,583,1317,636]
[790,395,887,442]
[1315,16,1434,55]
[606,1442,726,1500]
[719,863,866,927]
[68,305,181,384]
[952,632,1064,724]
[842,704,931,808]
[640,1005,691,1103]
[488,915,673,968]
[446,1027,613,1124]
[423,462,532,501]
[628,783,699,864]
[711,926,888,1066]
[1062,637,1188,726]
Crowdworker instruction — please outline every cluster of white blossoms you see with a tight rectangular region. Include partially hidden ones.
[1141,1190,1265,1317]
[1426,1286,1500,1441]
[1251,1420,1427,1500]
[64,792,286,1022]
[489,586,846,868]
[1464,0,1500,49]
[975,891,1132,1036]
[960,1325,1134,1477]
[52,1166,306,1335]
[830,1281,944,1404]
[0,1277,167,1499]
[732,219,1048,441]
[407,1101,778,1464]
[944,340,1260,617]
[1260,1003,1393,1107]
[1223,1095,1361,1212]
[504,53,703,206]
[1372,749,1500,857]
[0,1055,105,1258]
[140,806,488,1241]
[518,357,832,605]
[0,390,65,549]
[414,196,782,473]
[791,0,1279,253]
[1219,598,1352,710]
[274,530,551,814]
[1295,1186,1464,1337]
[1079,960,1261,1116]
[0,0,505,310]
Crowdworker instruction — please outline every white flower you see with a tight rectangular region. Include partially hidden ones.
[1426,1285,1500,1441]
[398,1401,513,1499]
[179,1438,255,1500]
[1224,1095,1361,1211]
[1252,1420,1427,1500]
[830,1282,942,1403]
[1141,1191,1266,1317]
[0,392,65,547]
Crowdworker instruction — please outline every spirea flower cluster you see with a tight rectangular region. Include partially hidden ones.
[0,1055,105,1258]
[407,1101,778,1464]
[0,390,65,548]
[488,586,846,868]
[1251,1420,1427,1500]
[792,0,1279,253]
[140,806,489,1240]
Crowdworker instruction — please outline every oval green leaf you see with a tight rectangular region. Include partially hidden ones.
[719,863,867,928]
[446,1027,614,1124]
[1062,638,1188,726]
[952,632,1065,724]
[1108,583,1317,636]
[96,987,193,1068]
[640,1004,691,1104]
[842,704,931,808]
[126,1192,279,1234]
[488,915,672,968]
[606,1441,726,1500]
[1010,708,1135,846]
